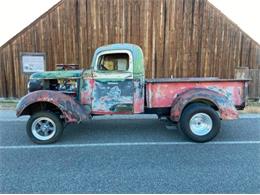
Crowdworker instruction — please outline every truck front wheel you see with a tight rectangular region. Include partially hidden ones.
[179,103,220,142]
[26,111,64,144]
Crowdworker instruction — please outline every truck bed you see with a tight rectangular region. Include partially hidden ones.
[146,77,249,83]
[145,77,249,109]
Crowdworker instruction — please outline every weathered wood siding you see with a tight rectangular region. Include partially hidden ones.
[235,68,260,99]
[0,0,260,98]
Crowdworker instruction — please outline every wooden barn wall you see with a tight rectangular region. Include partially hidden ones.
[0,0,260,98]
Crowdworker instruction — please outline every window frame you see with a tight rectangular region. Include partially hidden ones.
[94,50,133,73]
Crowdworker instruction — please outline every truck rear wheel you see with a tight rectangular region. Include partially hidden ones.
[179,103,220,142]
[26,111,64,144]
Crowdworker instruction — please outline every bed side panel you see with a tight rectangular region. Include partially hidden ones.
[145,81,246,108]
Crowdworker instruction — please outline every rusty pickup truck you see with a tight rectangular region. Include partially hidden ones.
[16,44,249,144]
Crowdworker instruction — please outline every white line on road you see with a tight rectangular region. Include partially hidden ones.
[0,141,260,150]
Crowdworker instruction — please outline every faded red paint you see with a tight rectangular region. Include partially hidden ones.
[16,90,89,123]
[134,98,144,113]
[146,81,246,108]
[133,80,144,113]
[169,88,239,122]
[80,79,94,105]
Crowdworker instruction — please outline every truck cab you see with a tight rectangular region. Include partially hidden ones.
[80,44,145,115]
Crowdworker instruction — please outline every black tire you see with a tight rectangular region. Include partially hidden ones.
[178,103,221,142]
[26,111,64,144]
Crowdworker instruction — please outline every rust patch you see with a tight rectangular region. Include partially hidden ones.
[170,88,239,122]
[16,90,89,123]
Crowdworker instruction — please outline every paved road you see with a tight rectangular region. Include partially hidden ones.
[0,112,260,193]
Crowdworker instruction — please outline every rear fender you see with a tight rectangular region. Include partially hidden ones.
[170,88,238,122]
[16,90,89,123]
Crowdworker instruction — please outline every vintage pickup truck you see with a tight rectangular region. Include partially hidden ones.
[16,44,249,144]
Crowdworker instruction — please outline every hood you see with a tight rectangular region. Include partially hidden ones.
[30,70,83,80]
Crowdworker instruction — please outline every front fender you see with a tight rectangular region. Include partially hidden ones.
[16,90,89,123]
[170,88,239,122]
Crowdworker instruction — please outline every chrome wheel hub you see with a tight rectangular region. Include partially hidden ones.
[189,113,213,136]
[32,117,56,140]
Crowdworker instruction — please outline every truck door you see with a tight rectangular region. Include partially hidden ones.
[91,50,134,114]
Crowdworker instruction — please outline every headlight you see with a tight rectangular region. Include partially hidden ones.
[28,79,43,92]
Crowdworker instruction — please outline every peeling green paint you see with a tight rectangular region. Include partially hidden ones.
[30,70,83,80]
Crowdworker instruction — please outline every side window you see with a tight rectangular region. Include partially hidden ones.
[97,53,129,72]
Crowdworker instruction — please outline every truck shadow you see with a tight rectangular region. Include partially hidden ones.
[60,118,260,144]
[61,119,188,143]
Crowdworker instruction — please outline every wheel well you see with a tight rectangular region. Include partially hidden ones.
[21,102,63,117]
[184,99,219,112]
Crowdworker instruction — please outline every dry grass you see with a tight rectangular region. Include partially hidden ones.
[0,100,18,110]
[239,101,260,114]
